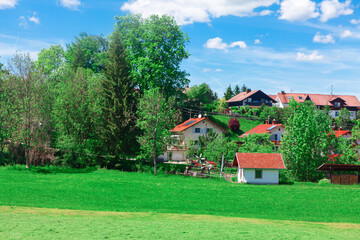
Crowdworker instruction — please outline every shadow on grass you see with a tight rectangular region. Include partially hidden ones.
[7,165,97,174]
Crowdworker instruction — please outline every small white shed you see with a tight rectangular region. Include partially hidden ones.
[233,153,286,184]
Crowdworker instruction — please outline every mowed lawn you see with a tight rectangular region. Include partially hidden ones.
[1,167,360,239]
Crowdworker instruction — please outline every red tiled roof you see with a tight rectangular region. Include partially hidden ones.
[240,124,284,138]
[277,92,360,107]
[268,95,277,101]
[171,117,229,133]
[277,92,308,104]
[226,90,259,103]
[233,153,286,169]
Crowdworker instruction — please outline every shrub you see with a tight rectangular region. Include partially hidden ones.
[279,170,294,185]
[318,178,330,185]
[228,118,240,132]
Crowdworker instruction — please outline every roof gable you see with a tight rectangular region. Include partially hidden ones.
[240,124,285,138]
[226,90,274,103]
[171,117,229,133]
[233,153,286,169]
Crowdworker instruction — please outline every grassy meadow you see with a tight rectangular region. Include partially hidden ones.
[1,167,360,239]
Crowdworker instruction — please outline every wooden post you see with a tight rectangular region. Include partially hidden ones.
[329,166,332,184]
[220,155,224,179]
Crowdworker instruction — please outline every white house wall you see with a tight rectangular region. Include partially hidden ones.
[242,169,279,184]
[182,120,226,141]
[269,126,285,142]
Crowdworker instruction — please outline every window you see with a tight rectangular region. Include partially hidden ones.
[287,96,292,99]
[206,128,212,133]
[195,128,201,133]
[334,102,340,107]
[248,98,252,102]
[274,134,278,140]
[299,96,303,100]
[335,111,339,117]
[255,170,262,179]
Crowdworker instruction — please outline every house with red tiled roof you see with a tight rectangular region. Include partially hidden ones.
[233,153,286,184]
[159,116,229,162]
[274,91,360,119]
[226,89,275,108]
[239,120,285,151]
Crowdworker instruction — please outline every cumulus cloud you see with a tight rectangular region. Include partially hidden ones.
[279,0,319,22]
[203,37,247,50]
[59,0,81,10]
[350,19,360,24]
[121,0,278,25]
[0,0,18,9]
[254,39,261,44]
[28,12,40,24]
[296,51,324,61]
[313,32,335,43]
[319,0,353,23]
[340,30,360,39]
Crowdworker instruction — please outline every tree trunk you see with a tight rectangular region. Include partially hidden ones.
[25,144,29,169]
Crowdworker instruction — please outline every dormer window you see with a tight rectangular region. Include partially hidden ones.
[287,96,291,99]
[334,102,340,107]
[299,97,303,100]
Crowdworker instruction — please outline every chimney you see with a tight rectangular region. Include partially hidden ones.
[272,119,276,125]
[281,90,285,94]
[246,89,251,93]
[194,115,197,118]
[339,126,342,130]
[265,120,269,124]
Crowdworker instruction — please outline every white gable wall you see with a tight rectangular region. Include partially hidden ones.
[239,169,280,184]
[182,120,226,141]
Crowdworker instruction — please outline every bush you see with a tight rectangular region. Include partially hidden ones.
[318,178,330,185]
[228,118,240,132]
[279,170,294,185]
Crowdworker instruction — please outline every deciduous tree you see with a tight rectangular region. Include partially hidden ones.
[136,88,178,174]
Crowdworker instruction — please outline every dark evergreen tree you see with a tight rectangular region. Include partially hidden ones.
[241,84,248,92]
[224,84,234,100]
[234,84,240,95]
[101,29,137,162]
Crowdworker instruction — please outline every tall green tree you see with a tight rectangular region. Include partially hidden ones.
[36,45,65,75]
[234,84,240,95]
[204,136,238,164]
[8,53,51,168]
[186,83,214,107]
[115,14,190,98]
[224,85,234,100]
[282,102,332,182]
[238,133,275,153]
[66,32,108,73]
[136,88,178,174]
[53,67,102,167]
[241,84,248,92]
[100,29,137,160]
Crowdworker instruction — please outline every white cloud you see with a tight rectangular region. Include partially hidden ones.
[0,0,18,9]
[202,68,223,72]
[350,19,360,24]
[313,32,335,43]
[296,51,324,61]
[340,30,360,39]
[258,10,273,16]
[229,41,247,49]
[341,30,353,38]
[59,0,81,10]
[203,37,247,50]
[279,0,319,22]
[319,0,353,23]
[28,12,40,24]
[254,39,261,44]
[121,0,278,25]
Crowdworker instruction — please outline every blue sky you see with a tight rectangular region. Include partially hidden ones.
[1,0,360,98]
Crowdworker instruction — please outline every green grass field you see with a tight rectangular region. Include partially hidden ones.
[1,167,360,239]
[209,115,262,140]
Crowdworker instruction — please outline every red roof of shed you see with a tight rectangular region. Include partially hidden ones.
[233,153,286,169]
[332,130,351,138]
